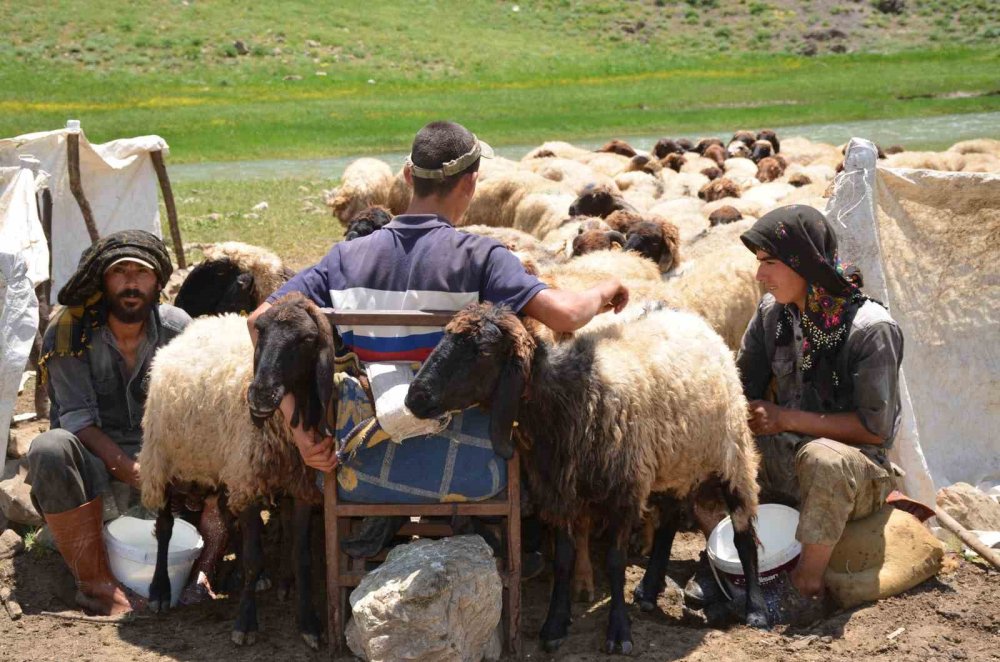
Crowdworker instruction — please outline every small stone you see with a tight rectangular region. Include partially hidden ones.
[271,47,282,56]
[242,213,259,220]
[305,39,320,47]
[206,213,222,221]
[820,636,833,644]
[233,40,249,55]
[0,459,43,526]
[367,78,376,84]
[283,74,302,81]
[251,201,269,212]
[788,634,818,650]
[7,426,33,459]
[950,651,967,660]
[315,71,327,76]
[0,529,24,559]
[937,483,1000,531]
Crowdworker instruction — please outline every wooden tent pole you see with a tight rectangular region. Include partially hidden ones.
[150,150,185,269]
[66,132,100,243]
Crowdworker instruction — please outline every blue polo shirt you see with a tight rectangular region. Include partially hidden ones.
[269,214,547,361]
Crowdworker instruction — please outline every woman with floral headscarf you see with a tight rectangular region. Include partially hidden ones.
[685,205,905,612]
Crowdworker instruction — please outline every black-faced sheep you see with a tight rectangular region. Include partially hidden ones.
[731,130,756,149]
[140,294,329,648]
[571,229,627,256]
[568,184,638,218]
[708,205,743,226]
[756,156,786,183]
[750,140,774,164]
[756,129,780,154]
[702,144,727,168]
[622,221,681,272]
[652,138,684,158]
[405,303,768,654]
[661,152,686,173]
[627,154,663,175]
[699,177,741,202]
[676,138,694,152]
[787,171,813,187]
[597,139,638,158]
[344,205,393,241]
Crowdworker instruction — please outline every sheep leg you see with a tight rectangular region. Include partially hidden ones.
[277,497,295,601]
[232,504,265,646]
[539,527,574,653]
[722,484,769,630]
[633,498,683,612]
[292,498,320,650]
[604,526,633,655]
[148,503,174,613]
[571,511,595,602]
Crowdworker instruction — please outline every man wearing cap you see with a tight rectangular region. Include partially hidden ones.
[25,230,192,615]
[247,120,628,554]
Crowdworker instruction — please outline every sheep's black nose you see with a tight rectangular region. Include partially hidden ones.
[405,384,434,418]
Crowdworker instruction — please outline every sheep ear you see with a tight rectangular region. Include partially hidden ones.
[489,360,522,460]
[314,343,337,438]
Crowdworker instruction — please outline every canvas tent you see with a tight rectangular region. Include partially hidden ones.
[828,139,999,505]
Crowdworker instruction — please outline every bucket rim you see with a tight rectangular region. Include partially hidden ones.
[104,516,204,566]
[707,504,802,575]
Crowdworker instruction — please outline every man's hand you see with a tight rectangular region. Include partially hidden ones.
[293,429,339,473]
[125,460,141,490]
[747,399,787,436]
[598,279,629,314]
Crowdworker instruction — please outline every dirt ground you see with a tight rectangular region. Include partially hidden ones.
[2,382,998,662]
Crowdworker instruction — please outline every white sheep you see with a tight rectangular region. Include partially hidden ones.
[326,158,395,225]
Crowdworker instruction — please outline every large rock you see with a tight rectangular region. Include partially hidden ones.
[7,421,45,459]
[0,458,43,526]
[346,535,502,662]
[937,482,1000,532]
[0,529,24,559]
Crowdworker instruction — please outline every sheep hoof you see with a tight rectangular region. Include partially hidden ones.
[632,584,656,612]
[746,609,770,630]
[231,629,257,646]
[301,633,320,650]
[604,638,634,655]
[148,599,170,614]
[541,637,565,653]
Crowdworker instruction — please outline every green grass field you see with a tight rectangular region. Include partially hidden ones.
[3,0,998,163]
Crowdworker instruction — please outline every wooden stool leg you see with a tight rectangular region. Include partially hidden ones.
[323,472,342,658]
[506,453,522,659]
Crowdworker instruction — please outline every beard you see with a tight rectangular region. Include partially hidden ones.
[106,287,156,324]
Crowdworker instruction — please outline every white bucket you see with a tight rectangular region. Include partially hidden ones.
[103,516,204,607]
[707,503,801,590]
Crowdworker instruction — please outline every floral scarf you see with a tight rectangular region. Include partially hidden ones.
[740,205,869,401]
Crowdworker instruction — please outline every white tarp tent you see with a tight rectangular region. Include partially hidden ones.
[0,128,168,298]
[0,165,44,447]
[828,138,999,504]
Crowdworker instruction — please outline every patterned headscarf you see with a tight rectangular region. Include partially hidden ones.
[58,230,172,306]
[740,205,868,400]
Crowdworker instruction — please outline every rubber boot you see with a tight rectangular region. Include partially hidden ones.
[44,497,143,615]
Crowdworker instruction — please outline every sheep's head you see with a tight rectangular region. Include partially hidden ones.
[726,141,752,159]
[248,292,339,436]
[597,139,637,158]
[756,129,780,154]
[703,144,726,168]
[750,140,774,163]
[661,153,686,173]
[345,205,392,241]
[174,258,257,317]
[406,303,535,458]
[652,138,683,159]
[568,185,635,218]
[624,221,680,272]
[572,229,627,256]
[731,130,756,148]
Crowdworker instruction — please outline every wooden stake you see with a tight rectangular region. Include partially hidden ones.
[66,133,99,243]
[935,507,1000,571]
[150,150,186,269]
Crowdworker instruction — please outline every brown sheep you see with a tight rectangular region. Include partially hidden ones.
[652,138,684,158]
[571,229,627,256]
[597,139,637,158]
[622,220,681,272]
[787,172,813,187]
[344,205,393,241]
[627,154,663,175]
[532,149,557,158]
[750,139,774,163]
[700,166,723,181]
[756,129,780,154]
[885,145,905,155]
[708,205,743,226]
[702,143,727,168]
[568,184,638,218]
[676,138,694,152]
[661,152,686,172]
[604,209,645,234]
[698,177,741,202]
[695,137,724,154]
[731,130,756,148]
[755,156,785,183]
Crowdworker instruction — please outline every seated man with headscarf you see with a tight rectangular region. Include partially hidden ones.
[685,205,904,609]
[25,231,198,615]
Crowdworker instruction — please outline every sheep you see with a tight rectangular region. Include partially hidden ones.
[702,143,727,168]
[626,154,663,176]
[700,196,764,220]
[344,205,393,241]
[597,139,637,158]
[568,184,639,218]
[726,141,751,159]
[756,156,786,183]
[787,171,812,187]
[140,296,328,647]
[615,170,664,203]
[571,229,627,256]
[522,141,592,161]
[723,156,759,185]
[540,216,612,257]
[652,138,684,158]
[756,129,780,154]
[884,144,905,155]
[661,152,686,172]
[621,221,681,272]
[462,170,564,228]
[680,153,720,174]
[701,166,723,181]
[461,224,562,269]
[884,150,967,171]
[708,205,743,226]
[749,140,774,164]
[326,158,394,225]
[947,138,1000,156]
[513,191,578,239]
[659,171,710,200]
[174,242,293,318]
[524,157,616,194]
[577,151,633,178]
[694,137,724,154]
[779,137,843,167]
[699,177,741,202]
[405,303,768,654]
[676,138,694,152]
[386,168,412,215]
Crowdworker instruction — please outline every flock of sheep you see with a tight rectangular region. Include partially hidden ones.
[135,130,1000,651]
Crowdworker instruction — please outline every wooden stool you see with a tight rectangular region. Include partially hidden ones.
[321,309,522,659]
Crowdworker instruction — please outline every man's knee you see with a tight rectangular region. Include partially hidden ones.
[27,428,80,472]
[795,439,853,483]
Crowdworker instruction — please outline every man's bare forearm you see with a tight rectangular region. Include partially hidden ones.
[76,425,141,487]
[782,409,884,446]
